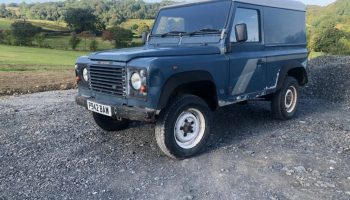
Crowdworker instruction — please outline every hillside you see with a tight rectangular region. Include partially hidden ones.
[307,0,350,32]
[1,0,175,27]
[0,18,68,31]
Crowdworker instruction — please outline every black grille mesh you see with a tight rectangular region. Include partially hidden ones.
[89,65,126,96]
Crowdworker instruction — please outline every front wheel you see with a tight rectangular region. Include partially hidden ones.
[155,95,212,159]
[92,112,130,132]
[271,77,300,120]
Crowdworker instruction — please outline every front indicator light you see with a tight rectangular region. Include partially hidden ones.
[140,85,147,93]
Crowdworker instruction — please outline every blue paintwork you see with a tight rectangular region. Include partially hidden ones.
[76,0,308,112]
[88,46,221,62]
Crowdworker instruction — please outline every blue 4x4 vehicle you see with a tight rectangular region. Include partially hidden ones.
[75,0,308,159]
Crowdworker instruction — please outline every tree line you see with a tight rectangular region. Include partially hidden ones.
[0,20,142,51]
[1,0,175,26]
[1,0,349,55]
[0,0,176,51]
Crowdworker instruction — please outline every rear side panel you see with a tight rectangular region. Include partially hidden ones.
[263,6,308,92]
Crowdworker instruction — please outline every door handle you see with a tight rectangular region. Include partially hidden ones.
[257,60,263,68]
[257,59,263,65]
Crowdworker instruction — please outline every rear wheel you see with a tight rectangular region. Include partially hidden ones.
[92,112,130,132]
[271,77,300,120]
[155,95,212,159]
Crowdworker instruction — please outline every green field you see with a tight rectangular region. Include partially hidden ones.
[0,44,86,71]
[120,19,154,30]
[27,19,69,31]
[0,18,68,31]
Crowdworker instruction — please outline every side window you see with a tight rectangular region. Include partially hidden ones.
[230,8,260,43]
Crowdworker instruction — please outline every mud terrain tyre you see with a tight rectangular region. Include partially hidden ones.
[155,95,212,159]
[92,113,130,132]
[271,76,300,120]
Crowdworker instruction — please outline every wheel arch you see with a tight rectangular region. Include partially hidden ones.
[276,62,308,90]
[157,71,218,110]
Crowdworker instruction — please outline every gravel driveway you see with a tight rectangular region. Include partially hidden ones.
[1,56,350,200]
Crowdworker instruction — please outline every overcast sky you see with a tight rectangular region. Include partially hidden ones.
[0,0,338,6]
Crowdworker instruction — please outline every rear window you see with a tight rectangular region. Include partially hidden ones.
[264,7,306,44]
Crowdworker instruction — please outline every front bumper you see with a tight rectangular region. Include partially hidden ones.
[75,95,156,122]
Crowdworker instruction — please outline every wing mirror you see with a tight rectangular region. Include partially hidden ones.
[235,23,248,43]
[141,31,149,44]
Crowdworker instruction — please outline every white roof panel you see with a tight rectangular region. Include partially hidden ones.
[235,0,306,11]
[163,0,306,11]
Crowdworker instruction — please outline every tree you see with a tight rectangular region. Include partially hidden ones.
[34,33,46,47]
[69,33,81,50]
[102,31,113,43]
[10,21,41,46]
[312,22,348,53]
[63,8,104,33]
[131,24,139,31]
[89,39,98,51]
[79,31,95,51]
[109,12,126,26]
[0,3,11,18]
[333,37,350,55]
[109,26,133,48]
[136,22,150,37]
[0,30,14,45]
[7,3,18,7]
[0,30,4,44]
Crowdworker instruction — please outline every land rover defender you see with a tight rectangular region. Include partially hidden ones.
[75,0,308,159]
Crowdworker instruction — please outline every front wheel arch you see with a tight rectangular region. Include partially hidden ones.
[157,71,218,110]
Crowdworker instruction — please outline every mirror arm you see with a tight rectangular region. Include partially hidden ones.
[220,28,226,40]
[146,33,150,44]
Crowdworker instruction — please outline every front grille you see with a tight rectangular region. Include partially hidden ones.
[89,65,126,96]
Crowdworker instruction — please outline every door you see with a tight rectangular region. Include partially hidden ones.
[227,5,266,99]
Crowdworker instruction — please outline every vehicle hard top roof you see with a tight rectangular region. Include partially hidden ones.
[161,0,306,12]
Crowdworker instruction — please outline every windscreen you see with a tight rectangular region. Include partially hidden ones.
[152,1,231,35]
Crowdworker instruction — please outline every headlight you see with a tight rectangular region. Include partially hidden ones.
[83,68,89,82]
[130,72,142,90]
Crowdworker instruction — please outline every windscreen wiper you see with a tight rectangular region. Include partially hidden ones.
[189,28,221,36]
[160,31,188,37]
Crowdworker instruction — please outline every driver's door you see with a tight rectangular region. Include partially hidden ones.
[227,5,266,99]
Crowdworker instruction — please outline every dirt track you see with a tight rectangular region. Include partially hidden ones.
[0,70,75,96]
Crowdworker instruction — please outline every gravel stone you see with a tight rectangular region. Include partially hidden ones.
[1,56,350,199]
[183,195,194,200]
[329,160,337,164]
[294,166,307,174]
[304,56,350,105]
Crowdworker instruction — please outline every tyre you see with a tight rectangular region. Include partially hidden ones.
[155,95,212,159]
[92,112,130,132]
[271,76,300,120]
